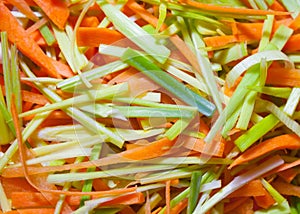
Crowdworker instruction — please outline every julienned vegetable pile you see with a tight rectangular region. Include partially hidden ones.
[0,0,300,213]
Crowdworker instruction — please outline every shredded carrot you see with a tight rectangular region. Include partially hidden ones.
[266,67,300,87]
[77,27,125,47]
[272,179,300,198]
[227,179,266,198]
[32,0,69,30]
[11,192,51,209]
[165,180,171,214]
[254,187,276,209]
[6,0,38,21]
[230,134,300,168]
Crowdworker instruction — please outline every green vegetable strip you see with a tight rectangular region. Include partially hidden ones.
[221,105,241,137]
[0,182,10,212]
[265,25,293,50]
[235,113,279,151]
[254,0,268,10]
[19,83,128,118]
[97,0,170,64]
[165,117,193,140]
[187,171,202,214]
[39,24,56,46]
[1,32,12,113]
[258,15,274,51]
[121,48,216,117]
[212,42,248,65]
[81,104,196,118]
[20,61,124,147]
[279,0,300,18]
[156,2,167,33]
[283,88,300,116]
[247,86,292,98]
[80,144,102,206]
[57,60,128,91]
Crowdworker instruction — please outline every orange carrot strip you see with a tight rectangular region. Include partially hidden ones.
[6,0,37,21]
[224,198,249,213]
[77,27,125,47]
[269,0,287,12]
[11,192,51,209]
[229,134,300,168]
[227,179,265,198]
[0,3,71,78]
[183,137,224,157]
[229,198,253,214]
[1,177,37,198]
[182,0,289,16]
[272,179,300,197]
[277,168,298,183]
[254,187,276,209]
[266,67,300,87]
[170,198,188,214]
[203,35,238,48]
[283,34,300,52]
[166,180,171,214]
[32,0,69,30]
[289,14,300,30]
[81,16,100,27]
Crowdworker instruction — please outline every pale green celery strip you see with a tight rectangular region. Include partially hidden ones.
[226,50,293,88]
[81,104,195,119]
[279,0,300,18]
[258,15,274,51]
[33,136,105,156]
[47,164,176,183]
[53,24,88,72]
[265,25,293,50]
[19,83,128,117]
[0,87,14,134]
[187,171,202,214]
[248,86,292,98]
[0,110,12,145]
[265,0,275,6]
[160,21,181,36]
[1,32,12,113]
[263,100,300,137]
[0,182,11,212]
[0,110,51,172]
[221,105,241,137]
[54,157,84,214]
[254,0,268,9]
[111,128,165,141]
[261,179,285,203]
[205,66,260,143]
[288,54,300,63]
[198,156,284,214]
[165,117,194,140]
[236,90,258,130]
[140,166,202,185]
[21,77,62,84]
[235,113,279,151]
[10,44,22,120]
[156,2,167,33]
[39,24,56,46]
[80,143,102,206]
[137,193,162,214]
[189,19,222,105]
[114,97,197,111]
[97,3,124,28]
[212,42,248,65]
[283,88,300,116]
[20,61,124,147]
[250,112,264,124]
[97,0,170,64]
[17,148,92,166]
[99,45,126,57]
[57,60,128,91]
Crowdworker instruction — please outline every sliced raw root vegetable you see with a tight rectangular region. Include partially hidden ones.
[1,0,300,213]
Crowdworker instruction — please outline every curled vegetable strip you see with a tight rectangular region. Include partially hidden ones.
[226,50,293,88]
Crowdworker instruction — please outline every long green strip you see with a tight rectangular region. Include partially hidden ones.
[57,60,128,91]
[97,0,170,64]
[121,48,216,116]
[39,24,56,46]
[80,143,102,206]
[258,15,274,51]
[187,171,202,214]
